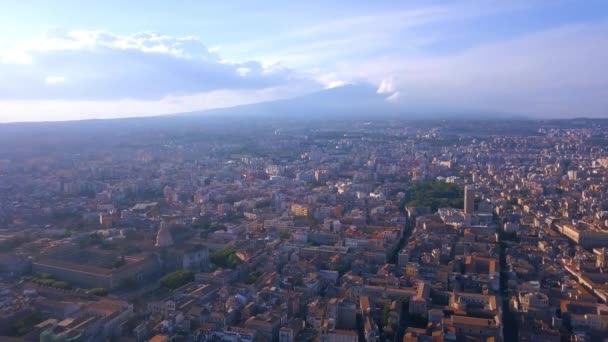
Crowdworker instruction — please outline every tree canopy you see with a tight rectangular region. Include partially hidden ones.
[210,248,242,269]
[405,181,463,211]
[161,269,194,289]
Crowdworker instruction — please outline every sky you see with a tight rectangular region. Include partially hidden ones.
[0,0,607,122]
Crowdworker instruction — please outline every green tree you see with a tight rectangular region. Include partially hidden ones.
[88,288,109,296]
[161,270,195,289]
[405,181,464,211]
[210,248,242,269]
[382,305,391,327]
[51,281,70,289]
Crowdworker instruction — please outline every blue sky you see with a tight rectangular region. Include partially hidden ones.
[0,0,607,122]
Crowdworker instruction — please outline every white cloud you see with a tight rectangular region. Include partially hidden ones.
[325,80,347,89]
[0,29,323,121]
[44,76,66,85]
[0,49,33,64]
[225,1,535,70]
[377,77,396,94]
[311,71,349,89]
[385,91,401,103]
[0,79,318,123]
[1,90,252,122]
[26,30,208,58]
[236,67,251,76]
[329,22,608,117]
[0,29,306,100]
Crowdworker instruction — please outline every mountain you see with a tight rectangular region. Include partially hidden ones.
[178,83,399,120]
[177,83,519,121]
[0,82,530,150]
[0,84,524,140]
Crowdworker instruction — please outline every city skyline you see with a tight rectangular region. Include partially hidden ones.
[2,117,608,341]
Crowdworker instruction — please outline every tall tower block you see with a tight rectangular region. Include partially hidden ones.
[464,185,475,215]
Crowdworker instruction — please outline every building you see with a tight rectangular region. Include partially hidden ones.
[556,222,608,248]
[320,327,359,342]
[409,282,430,317]
[279,319,303,342]
[99,213,113,228]
[446,315,501,340]
[359,296,379,342]
[32,255,158,290]
[149,335,169,342]
[327,298,357,330]
[245,314,281,341]
[464,185,475,215]
[291,203,311,218]
[155,223,174,248]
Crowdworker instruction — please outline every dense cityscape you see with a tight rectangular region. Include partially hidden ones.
[0,118,607,341]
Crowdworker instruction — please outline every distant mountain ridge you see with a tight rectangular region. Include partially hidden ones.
[177,83,518,120]
[0,84,525,128]
[177,84,395,119]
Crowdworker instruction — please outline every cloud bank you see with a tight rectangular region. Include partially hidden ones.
[358,23,608,117]
[0,30,300,101]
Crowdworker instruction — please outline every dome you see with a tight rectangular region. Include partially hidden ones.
[155,225,173,248]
